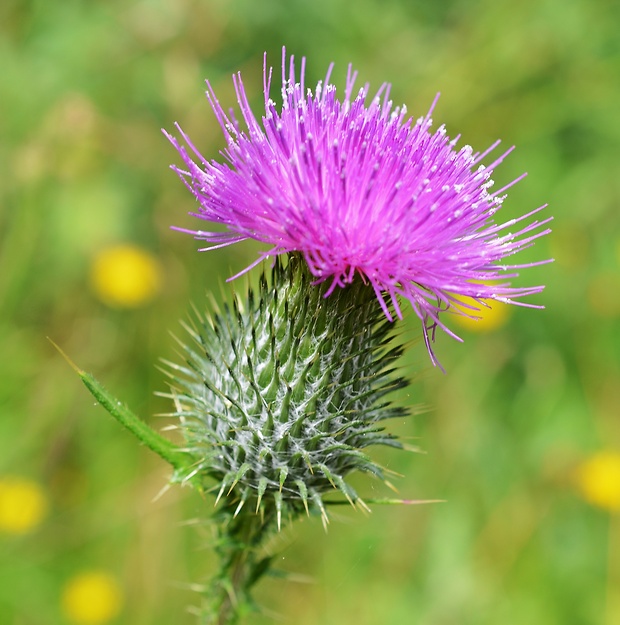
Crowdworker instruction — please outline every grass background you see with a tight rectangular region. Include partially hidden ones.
[2,0,620,623]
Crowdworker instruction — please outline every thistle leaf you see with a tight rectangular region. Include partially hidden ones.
[50,339,196,482]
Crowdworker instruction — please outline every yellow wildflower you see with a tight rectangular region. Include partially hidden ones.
[90,244,161,308]
[61,571,123,625]
[0,476,48,534]
[574,451,620,512]
[587,271,620,318]
[450,296,510,333]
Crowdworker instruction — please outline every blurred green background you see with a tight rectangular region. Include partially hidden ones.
[2,0,620,623]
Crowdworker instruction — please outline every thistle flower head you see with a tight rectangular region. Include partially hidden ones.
[166,49,552,364]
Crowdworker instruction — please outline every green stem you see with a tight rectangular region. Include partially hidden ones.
[205,503,276,625]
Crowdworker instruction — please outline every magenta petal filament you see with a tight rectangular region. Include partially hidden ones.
[165,48,552,364]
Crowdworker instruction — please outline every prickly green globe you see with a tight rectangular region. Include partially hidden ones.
[164,255,409,528]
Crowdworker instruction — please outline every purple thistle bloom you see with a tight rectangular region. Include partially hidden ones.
[165,49,552,365]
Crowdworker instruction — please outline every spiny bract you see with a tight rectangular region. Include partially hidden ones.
[163,256,409,528]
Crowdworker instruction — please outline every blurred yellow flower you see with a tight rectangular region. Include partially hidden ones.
[575,451,620,512]
[450,297,510,333]
[0,476,48,534]
[549,222,590,270]
[90,244,161,308]
[587,271,620,318]
[61,571,123,625]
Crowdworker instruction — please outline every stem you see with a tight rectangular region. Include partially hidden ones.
[204,502,277,625]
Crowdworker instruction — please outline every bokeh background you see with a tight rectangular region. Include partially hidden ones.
[2,0,620,623]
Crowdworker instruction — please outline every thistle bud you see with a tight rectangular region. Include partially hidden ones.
[164,255,408,530]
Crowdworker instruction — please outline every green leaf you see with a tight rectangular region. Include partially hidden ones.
[50,338,195,479]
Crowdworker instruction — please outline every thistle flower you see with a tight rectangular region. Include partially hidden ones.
[165,49,552,364]
[69,49,554,625]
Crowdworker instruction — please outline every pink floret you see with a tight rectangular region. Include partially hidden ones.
[165,48,552,365]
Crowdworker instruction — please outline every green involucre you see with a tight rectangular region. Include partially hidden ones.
[163,255,409,526]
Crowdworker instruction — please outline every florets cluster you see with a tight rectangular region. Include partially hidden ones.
[165,49,551,363]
